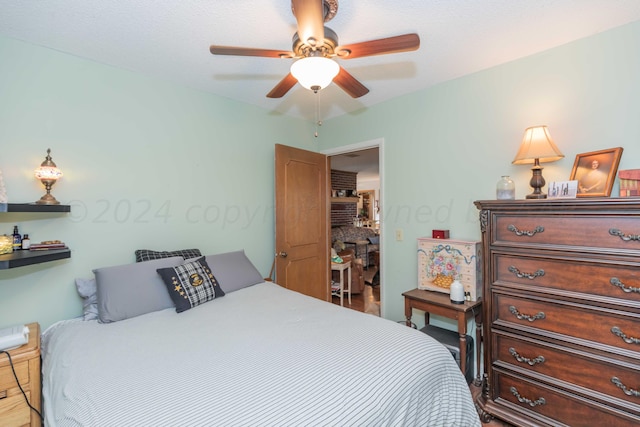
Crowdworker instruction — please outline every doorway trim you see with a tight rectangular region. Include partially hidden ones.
[322,138,386,318]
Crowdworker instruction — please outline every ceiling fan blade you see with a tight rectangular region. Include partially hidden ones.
[292,0,325,47]
[266,73,298,98]
[333,67,369,98]
[210,45,294,59]
[336,33,420,59]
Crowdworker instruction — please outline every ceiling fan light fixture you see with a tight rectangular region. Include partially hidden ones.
[290,57,339,91]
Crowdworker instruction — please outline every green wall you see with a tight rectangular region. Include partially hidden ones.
[319,21,640,326]
[0,35,312,329]
[2,21,639,332]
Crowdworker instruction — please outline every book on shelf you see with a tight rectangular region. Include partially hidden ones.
[29,242,68,250]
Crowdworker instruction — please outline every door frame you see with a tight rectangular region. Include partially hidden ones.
[322,137,385,317]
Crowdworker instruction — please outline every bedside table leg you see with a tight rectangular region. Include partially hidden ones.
[404,299,413,327]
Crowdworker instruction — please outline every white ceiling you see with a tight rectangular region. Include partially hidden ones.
[330,148,379,182]
[1,1,640,121]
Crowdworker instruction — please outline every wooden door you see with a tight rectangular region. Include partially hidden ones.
[274,144,330,301]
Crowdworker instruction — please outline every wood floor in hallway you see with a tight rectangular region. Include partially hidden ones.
[330,267,380,316]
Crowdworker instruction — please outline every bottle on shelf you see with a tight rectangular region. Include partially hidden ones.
[21,234,31,250]
[12,225,22,251]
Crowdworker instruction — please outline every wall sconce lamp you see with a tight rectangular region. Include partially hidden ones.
[34,148,63,205]
[512,126,564,199]
[290,55,339,92]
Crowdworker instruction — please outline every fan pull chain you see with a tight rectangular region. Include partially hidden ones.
[314,87,322,138]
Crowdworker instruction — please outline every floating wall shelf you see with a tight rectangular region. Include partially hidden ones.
[0,203,71,269]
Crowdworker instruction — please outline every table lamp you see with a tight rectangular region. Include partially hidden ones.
[34,148,63,205]
[512,126,564,199]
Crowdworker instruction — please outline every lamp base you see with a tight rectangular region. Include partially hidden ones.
[35,193,60,205]
[525,193,547,199]
[526,160,547,199]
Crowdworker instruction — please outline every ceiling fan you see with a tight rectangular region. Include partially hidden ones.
[209,0,420,99]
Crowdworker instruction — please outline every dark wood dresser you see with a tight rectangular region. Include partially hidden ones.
[474,198,640,426]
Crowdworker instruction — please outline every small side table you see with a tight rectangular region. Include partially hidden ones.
[331,262,351,306]
[0,322,41,426]
[402,289,482,385]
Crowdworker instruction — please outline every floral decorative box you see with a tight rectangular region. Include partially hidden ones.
[417,237,482,301]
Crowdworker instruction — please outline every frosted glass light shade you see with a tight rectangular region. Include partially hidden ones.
[290,57,340,90]
[34,166,63,181]
[512,125,564,164]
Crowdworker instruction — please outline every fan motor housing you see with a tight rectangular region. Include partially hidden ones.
[291,0,338,23]
[292,27,338,57]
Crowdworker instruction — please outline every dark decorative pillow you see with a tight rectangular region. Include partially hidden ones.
[368,236,380,245]
[157,257,225,313]
[135,248,202,263]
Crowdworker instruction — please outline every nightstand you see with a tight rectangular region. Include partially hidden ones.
[402,289,482,385]
[0,322,41,427]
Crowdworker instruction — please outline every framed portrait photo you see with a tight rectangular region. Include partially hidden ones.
[570,147,623,197]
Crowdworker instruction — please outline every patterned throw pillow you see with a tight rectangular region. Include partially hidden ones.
[157,257,225,313]
[135,248,202,263]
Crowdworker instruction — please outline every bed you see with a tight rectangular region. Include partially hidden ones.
[42,250,481,426]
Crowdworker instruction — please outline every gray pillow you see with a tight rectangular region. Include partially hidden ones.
[75,277,98,321]
[93,256,184,323]
[188,250,263,293]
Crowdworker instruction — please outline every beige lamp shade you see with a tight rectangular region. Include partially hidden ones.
[512,125,564,165]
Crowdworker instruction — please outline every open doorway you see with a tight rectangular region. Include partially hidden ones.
[324,140,383,316]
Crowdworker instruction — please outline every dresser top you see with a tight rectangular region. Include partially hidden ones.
[475,197,640,211]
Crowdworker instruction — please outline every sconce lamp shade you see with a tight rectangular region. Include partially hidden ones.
[290,57,340,91]
[512,126,564,165]
[512,126,564,199]
[34,148,63,205]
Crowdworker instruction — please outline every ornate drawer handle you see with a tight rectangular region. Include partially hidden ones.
[611,326,640,345]
[510,386,546,407]
[611,377,640,397]
[509,348,546,366]
[507,225,544,237]
[611,277,640,294]
[609,228,640,242]
[508,266,545,280]
[509,306,546,322]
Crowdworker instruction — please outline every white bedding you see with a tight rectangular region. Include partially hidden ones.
[42,282,480,426]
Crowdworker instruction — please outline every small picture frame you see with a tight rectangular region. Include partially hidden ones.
[547,180,578,199]
[570,147,623,197]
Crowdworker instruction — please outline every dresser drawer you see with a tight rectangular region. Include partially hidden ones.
[0,391,31,427]
[495,333,640,411]
[494,371,639,426]
[0,361,29,393]
[494,253,640,306]
[493,215,640,254]
[495,293,640,357]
